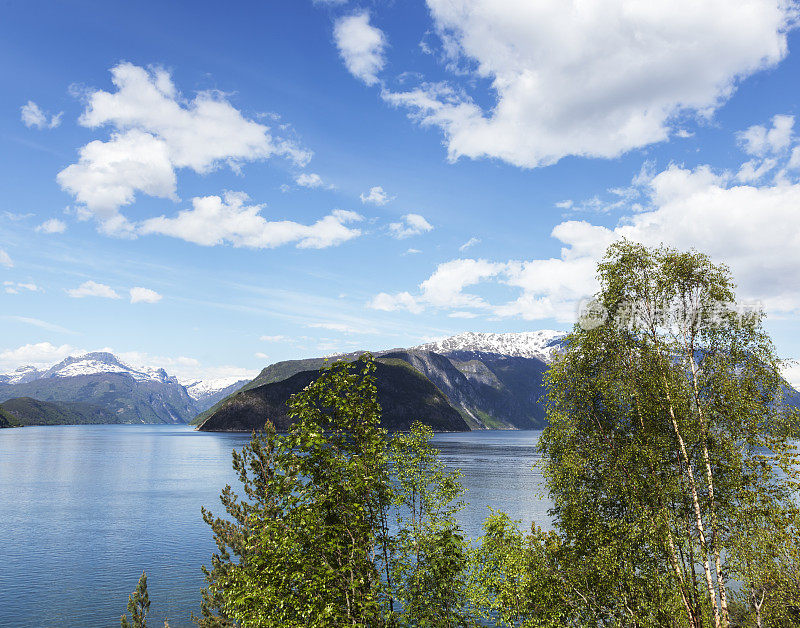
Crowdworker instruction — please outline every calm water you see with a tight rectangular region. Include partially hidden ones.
[0,425,549,627]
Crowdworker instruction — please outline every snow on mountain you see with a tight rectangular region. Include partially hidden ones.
[0,352,179,385]
[414,330,566,362]
[0,365,42,385]
[184,377,248,401]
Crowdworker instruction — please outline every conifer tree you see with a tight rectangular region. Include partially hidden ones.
[121,571,150,628]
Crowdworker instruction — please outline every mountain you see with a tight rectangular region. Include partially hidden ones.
[0,397,121,426]
[0,365,41,385]
[0,406,20,428]
[0,352,197,424]
[414,330,565,361]
[195,332,570,432]
[196,357,469,433]
[185,378,249,412]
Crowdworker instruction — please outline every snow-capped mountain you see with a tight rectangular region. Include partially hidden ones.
[414,330,566,362]
[0,365,41,385]
[0,351,196,424]
[184,377,249,411]
[37,352,179,384]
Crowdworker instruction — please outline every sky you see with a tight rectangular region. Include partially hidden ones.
[2,0,800,384]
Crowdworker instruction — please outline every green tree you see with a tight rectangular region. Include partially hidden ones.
[470,512,572,627]
[121,571,150,628]
[196,355,393,627]
[389,421,472,626]
[541,241,799,628]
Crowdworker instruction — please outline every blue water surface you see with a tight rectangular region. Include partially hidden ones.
[0,425,549,627]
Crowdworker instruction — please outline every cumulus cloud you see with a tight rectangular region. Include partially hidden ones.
[0,249,13,268]
[334,12,386,85]
[369,115,800,320]
[58,130,176,235]
[66,280,121,299]
[0,342,79,371]
[389,213,433,238]
[360,185,393,205]
[738,114,795,156]
[20,101,62,129]
[295,172,325,188]
[58,63,311,234]
[379,0,795,168]
[140,191,363,249]
[370,258,505,313]
[130,287,162,304]
[35,218,67,234]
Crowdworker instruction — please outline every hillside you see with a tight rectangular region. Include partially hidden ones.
[0,397,121,426]
[194,333,563,431]
[0,406,20,428]
[196,358,469,433]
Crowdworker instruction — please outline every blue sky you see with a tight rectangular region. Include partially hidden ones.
[3,0,800,384]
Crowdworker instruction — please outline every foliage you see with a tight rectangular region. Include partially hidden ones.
[470,512,572,627]
[541,240,800,628]
[121,571,150,628]
[389,421,472,626]
[0,396,118,425]
[127,243,800,626]
[196,355,393,627]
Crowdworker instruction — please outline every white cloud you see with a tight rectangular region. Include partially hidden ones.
[260,334,290,342]
[0,342,79,371]
[380,0,795,168]
[66,280,120,299]
[140,192,363,249]
[738,114,794,156]
[369,116,800,320]
[20,101,62,129]
[295,172,325,188]
[115,349,257,383]
[371,258,505,314]
[459,237,480,251]
[782,360,800,389]
[449,311,478,318]
[255,351,270,359]
[334,12,386,86]
[360,185,393,205]
[35,218,67,234]
[736,158,778,183]
[0,249,13,268]
[58,63,311,234]
[57,130,176,236]
[405,248,422,255]
[369,291,424,314]
[389,213,433,238]
[4,282,41,294]
[130,287,163,304]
